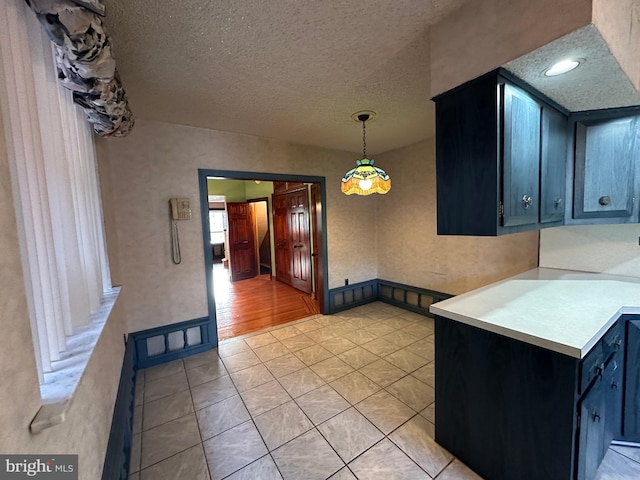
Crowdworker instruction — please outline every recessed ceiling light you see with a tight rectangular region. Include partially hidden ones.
[544,59,580,76]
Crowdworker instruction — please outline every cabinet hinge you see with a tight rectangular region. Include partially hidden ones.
[499,202,504,217]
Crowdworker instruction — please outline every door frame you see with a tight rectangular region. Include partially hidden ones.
[197,169,329,346]
[247,197,271,277]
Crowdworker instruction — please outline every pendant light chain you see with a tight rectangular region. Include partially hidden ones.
[362,118,367,159]
[341,110,390,195]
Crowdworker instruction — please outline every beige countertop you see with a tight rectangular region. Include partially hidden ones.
[429,268,640,358]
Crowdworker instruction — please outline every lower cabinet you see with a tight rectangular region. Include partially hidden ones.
[577,356,623,480]
[577,376,606,480]
[623,320,640,441]
[604,357,624,448]
[435,314,637,480]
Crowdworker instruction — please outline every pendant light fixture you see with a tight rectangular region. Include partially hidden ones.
[341,112,391,195]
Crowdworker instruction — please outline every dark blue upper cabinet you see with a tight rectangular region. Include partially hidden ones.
[572,114,639,222]
[502,84,541,227]
[540,107,570,223]
[434,69,568,236]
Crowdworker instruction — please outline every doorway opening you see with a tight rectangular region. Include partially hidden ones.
[197,170,328,344]
[248,198,271,276]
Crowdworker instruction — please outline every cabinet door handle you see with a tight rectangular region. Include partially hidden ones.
[611,381,619,390]
[554,197,563,208]
[598,195,611,206]
[592,411,601,422]
[522,195,533,209]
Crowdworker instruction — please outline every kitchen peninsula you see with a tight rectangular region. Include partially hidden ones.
[430,268,640,480]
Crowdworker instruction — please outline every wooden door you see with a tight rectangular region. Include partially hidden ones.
[227,202,257,281]
[310,183,324,313]
[272,193,291,285]
[288,189,312,294]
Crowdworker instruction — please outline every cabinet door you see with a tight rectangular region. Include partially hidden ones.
[434,73,500,236]
[577,377,606,480]
[623,320,640,441]
[573,116,638,219]
[604,356,623,448]
[540,107,568,223]
[502,83,541,227]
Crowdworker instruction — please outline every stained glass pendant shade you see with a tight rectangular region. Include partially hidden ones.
[341,113,391,195]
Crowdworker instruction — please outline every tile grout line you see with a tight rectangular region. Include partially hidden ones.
[137,360,205,476]
[255,326,437,478]
[185,360,214,480]
[610,448,640,467]
[226,324,352,477]
[135,306,440,479]
[221,342,302,480]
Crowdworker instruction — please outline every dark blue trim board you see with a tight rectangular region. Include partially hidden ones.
[102,336,136,480]
[328,278,453,317]
[132,316,216,369]
[198,170,219,348]
[377,279,452,317]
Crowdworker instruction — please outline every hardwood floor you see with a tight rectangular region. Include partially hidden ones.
[213,263,319,341]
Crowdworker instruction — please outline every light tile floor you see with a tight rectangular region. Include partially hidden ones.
[128,302,640,480]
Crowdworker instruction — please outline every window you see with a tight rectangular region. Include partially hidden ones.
[0,0,114,399]
[209,209,227,244]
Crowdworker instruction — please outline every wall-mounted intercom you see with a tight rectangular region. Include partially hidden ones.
[169,197,191,264]
[170,197,191,220]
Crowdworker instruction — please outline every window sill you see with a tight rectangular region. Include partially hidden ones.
[30,287,121,434]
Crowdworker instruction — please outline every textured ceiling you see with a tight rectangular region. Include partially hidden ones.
[103,0,466,154]
[504,25,640,112]
[102,1,640,154]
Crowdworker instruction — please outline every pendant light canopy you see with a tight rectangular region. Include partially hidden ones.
[341,113,391,195]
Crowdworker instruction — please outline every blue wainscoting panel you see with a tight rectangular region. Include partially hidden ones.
[132,316,216,369]
[377,279,452,318]
[328,278,452,317]
[328,279,379,313]
[102,336,136,480]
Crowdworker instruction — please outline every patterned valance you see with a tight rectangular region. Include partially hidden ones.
[25,0,134,137]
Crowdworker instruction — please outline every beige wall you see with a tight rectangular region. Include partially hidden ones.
[429,0,592,96]
[593,0,640,90]
[376,138,539,295]
[97,119,378,333]
[98,119,543,333]
[540,224,640,278]
[0,116,126,479]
